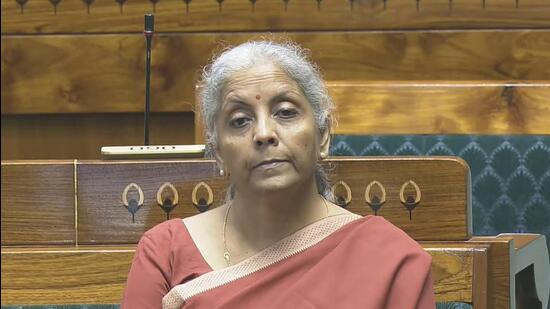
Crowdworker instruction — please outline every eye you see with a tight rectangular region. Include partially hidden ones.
[229,117,251,128]
[276,108,298,119]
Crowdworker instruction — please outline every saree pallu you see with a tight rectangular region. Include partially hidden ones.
[162,214,435,309]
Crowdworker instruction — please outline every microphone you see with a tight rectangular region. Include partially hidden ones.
[143,14,154,146]
[144,14,154,34]
[100,14,205,159]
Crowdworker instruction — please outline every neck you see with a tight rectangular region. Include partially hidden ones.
[227,180,327,255]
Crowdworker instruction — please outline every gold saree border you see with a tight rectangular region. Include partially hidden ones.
[162,213,362,308]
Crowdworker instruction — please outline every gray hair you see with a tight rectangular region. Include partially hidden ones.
[199,40,335,201]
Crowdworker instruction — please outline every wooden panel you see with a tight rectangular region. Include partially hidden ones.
[76,157,469,244]
[76,160,227,244]
[1,112,195,160]
[0,35,197,115]
[330,157,470,240]
[195,82,550,142]
[0,243,487,305]
[1,0,549,34]
[328,82,550,135]
[1,161,75,245]
[1,246,134,305]
[3,31,550,115]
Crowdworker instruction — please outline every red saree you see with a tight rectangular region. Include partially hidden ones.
[122,214,435,309]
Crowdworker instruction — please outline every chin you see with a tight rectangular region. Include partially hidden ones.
[250,175,302,194]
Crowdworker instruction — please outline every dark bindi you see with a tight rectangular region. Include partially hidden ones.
[255,94,261,100]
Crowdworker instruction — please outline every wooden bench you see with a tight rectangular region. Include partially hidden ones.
[2,158,548,308]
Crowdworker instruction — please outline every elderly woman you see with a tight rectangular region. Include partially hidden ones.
[122,41,435,308]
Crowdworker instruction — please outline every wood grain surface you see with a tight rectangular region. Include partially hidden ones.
[1,161,76,245]
[1,0,549,34]
[424,244,489,304]
[0,243,488,305]
[328,82,550,135]
[76,160,227,244]
[0,158,472,244]
[472,246,488,309]
[73,157,469,244]
[195,82,550,143]
[469,236,514,309]
[1,112,195,160]
[1,246,135,305]
[2,31,549,115]
[329,157,471,240]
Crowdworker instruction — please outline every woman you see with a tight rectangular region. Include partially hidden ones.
[122,41,435,308]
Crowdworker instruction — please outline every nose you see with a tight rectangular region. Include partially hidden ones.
[253,116,279,148]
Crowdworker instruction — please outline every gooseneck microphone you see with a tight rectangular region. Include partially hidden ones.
[144,14,154,146]
[100,13,205,159]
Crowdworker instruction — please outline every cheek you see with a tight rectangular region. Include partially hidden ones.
[224,141,241,158]
[220,139,248,168]
[289,127,318,156]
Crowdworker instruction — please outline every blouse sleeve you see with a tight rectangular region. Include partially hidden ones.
[386,249,436,309]
[121,233,172,309]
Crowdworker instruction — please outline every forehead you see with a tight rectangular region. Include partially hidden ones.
[223,63,302,99]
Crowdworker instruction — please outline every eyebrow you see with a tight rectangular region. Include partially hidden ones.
[223,89,302,111]
[223,99,250,111]
[268,90,301,105]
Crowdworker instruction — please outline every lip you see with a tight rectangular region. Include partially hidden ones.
[253,159,288,169]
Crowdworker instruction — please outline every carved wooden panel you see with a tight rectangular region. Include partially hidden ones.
[75,157,469,244]
[328,157,470,240]
[76,160,226,244]
[1,0,549,34]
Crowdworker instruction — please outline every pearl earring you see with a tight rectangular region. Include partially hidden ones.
[219,169,225,176]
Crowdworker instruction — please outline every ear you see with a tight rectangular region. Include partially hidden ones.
[319,119,331,156]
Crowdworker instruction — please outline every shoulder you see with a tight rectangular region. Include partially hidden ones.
[351,215,431,263]
[142,218,186,242]
[136,218,182,247]
[135,218,207,269]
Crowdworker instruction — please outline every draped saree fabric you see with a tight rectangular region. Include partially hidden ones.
[122,214,436,308]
